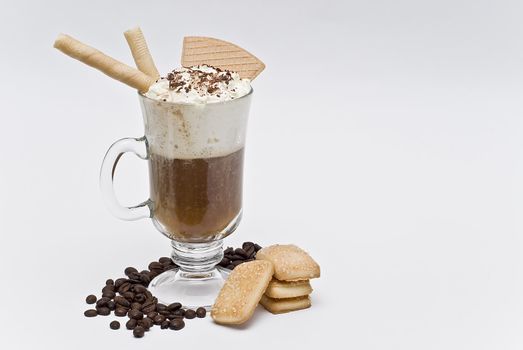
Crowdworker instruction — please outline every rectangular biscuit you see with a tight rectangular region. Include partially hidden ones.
[265,278,313,299]
[256,244,320,281]
[211,260,274,325]
[260,295,311,314]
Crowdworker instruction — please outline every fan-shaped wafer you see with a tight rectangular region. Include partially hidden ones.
[181,37,265,80]
[53,33,155,92]
[124,27,160,80]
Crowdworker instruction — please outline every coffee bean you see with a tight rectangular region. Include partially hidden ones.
[196,307,206,318]
[147,311,158,319]
[110,321,120,330]
[123,291,135,300]
[114,278,127,289]
[153,314,165,325]
[242,241,254,250]
[158,257,172,264]
[231,254,245,261]
[156,303,167,312]
[142,303,156,314]
[128,309,143,320]
[219,257,230,266]
[159,310,171,316]
[133,326,145,338]
[85,295,97,304]
[167,302,182,311]
[254,243,262,251]
[107,300,116,310]
[133,284,147,294]
[226,264,234,270]
[126,318,137,330]
[142,297,156,307]
[114,296,130,308]
[114,308,128,317]
[139,274,151,285]
[137,323,150,332]
[124,267,138,277]
[172,309,185,317]
[141,317,154,329]
[96,297,110,307]
[169,319,185,330]
[224,247,233,255]
[102,291,116,299]
[106,278,114,286]
[84,309,97,317]
[160,320,170,329]
[128,274,141,283]
[118,282,131,294]
[134,294,146,303]
[185,309,196,319]
[96,306,110,316]
[102,284,115,292]
[244,245,256,258]
[148,262,163,271]
[131,302,142,310]
[234,248,249,258]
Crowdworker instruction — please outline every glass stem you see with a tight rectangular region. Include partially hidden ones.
[171,239,224,276]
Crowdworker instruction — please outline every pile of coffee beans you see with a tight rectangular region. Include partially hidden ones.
[83,257,207,338]
[217,241,262,270]
[84,242,262,338]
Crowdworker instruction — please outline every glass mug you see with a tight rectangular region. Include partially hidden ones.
[100,90,252,308]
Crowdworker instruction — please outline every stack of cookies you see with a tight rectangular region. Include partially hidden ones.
[211,244,320,325]
[256,245,320,314]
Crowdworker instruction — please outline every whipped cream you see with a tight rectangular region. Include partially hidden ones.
[145,65,251,104]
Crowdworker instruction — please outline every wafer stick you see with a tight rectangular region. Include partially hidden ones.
[53,33,156,92]
[124,27,160,80]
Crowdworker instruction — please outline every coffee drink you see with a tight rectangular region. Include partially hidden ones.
[139,67,252,243]
[149,148,244,242]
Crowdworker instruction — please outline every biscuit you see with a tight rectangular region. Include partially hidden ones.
[256,244,320,281]
[211,260,273,325]
[260,295,311,314]
[265,278,313,299]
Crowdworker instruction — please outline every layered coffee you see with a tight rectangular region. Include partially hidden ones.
[149,148,244,242]
[141,65,252,243]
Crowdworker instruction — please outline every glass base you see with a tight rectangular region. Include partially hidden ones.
[148,239,226,310]
[149,268,225,310]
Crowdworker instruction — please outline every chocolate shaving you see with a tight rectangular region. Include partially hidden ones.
[163,65,238,96]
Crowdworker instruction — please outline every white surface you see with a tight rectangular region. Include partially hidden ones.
[1,0,523,349]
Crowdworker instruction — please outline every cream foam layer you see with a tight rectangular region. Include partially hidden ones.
[145,65,252,104]
[140,92,252,160]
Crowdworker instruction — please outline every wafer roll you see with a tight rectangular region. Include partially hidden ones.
[124,27,160,80]
[53,33,156,92]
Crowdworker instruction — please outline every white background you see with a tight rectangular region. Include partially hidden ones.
[1,0,523,349]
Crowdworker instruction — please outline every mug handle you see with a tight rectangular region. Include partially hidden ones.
[99,136,152,220]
